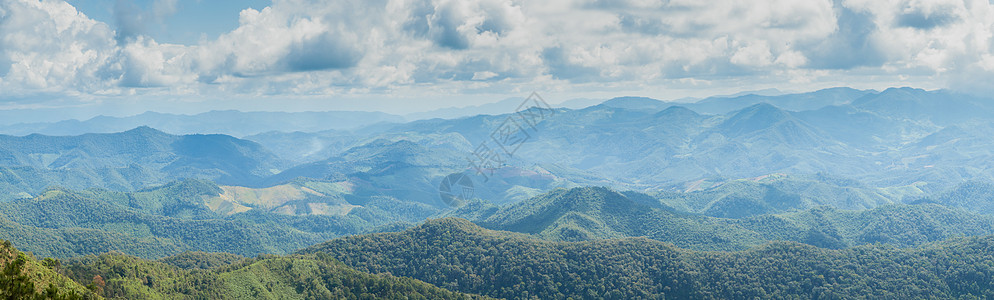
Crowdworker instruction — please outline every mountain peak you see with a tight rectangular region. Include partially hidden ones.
[881,86,926,94]
[123,126,170,136]
[600,96,668,111]
[509,186,638,216]
[718,103,792,135]
[654,105,701,119]
[414,218,489,236]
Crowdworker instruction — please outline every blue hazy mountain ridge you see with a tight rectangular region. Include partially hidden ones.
[1,87,994,299]
[0,126,288,200]
[446,186,994,250]
[266,138,582,206]
[1,87,992,207]
[365,87,994,190]
[689,87,873,114]
[851,87,994,126]
[598,87,872,114]
[233,87,994,211]
[0,110,406,137]
[405,96,607,120]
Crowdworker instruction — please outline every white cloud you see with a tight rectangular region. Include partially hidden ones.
[3,0,994,108]
[731,42,774,67]
[472,71,498,80]
[0,0,116,94]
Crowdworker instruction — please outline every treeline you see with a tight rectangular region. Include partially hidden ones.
[303,218,994,299]
[61,251,485,299]
[455,186,994,251]
[4,240,485,299]
[0,240,97,299]
[0,180,412,259]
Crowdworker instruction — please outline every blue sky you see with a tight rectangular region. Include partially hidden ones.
[67,0,272,45]
[1,0,993,120]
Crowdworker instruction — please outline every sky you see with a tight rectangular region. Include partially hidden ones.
[2,0,994,120]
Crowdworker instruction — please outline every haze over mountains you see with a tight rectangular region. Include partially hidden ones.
[5,87,994,298]
[4,87,994,217]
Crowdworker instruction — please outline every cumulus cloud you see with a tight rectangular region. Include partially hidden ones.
[3,0,994,103]
[0,0,117,94]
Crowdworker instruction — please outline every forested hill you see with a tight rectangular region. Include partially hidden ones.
[0,179,438,259]
[0,240,97,299]
[451,186,994,250]
[303,218,994,299]
[1,240,485,299]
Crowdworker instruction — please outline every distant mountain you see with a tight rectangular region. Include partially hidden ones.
[214,87,994,203]
[5,87,994,210]
[688,87,872,114]
[244,130,361,164]
[0,127,287,199]
[599,96,670,111]
[852,87,994,125]
[595,88,835,113]
[405,96,607,121]
[242,87,994,196]
[303,218,994,299]
[651,174,917,214]
[912,181,994,215]
[267,137,581,206]
[554,97,608,109]
[0,110,405,137]
[716,88,785,98]
[793,104,936,148]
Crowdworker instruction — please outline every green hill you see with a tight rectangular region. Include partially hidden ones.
[913,181,994,215]
[0,240,98,299]
[302,218,994,299]
[0,180,419,259]
[650,174,923,217]
[61,251,484,299]
[452,186,994,250]
[465,186,767,250]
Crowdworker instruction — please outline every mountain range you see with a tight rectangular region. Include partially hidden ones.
[4,86,994,298]
[0,110,405,137]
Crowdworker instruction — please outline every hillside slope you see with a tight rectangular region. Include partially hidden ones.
[0,240,97,299]
[452,187,994,250]
[302,218,994,299]
[62,251,485,299]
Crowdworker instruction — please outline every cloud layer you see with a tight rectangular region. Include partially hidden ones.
[3,0,994,107]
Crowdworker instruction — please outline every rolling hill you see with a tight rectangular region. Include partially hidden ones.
[0,179,438,259]
[0,240,96,299]
[451,186,994,250]
[59,251,484,299]
[302,218,994,299]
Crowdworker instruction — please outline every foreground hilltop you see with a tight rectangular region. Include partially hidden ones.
[302,218,994,299]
